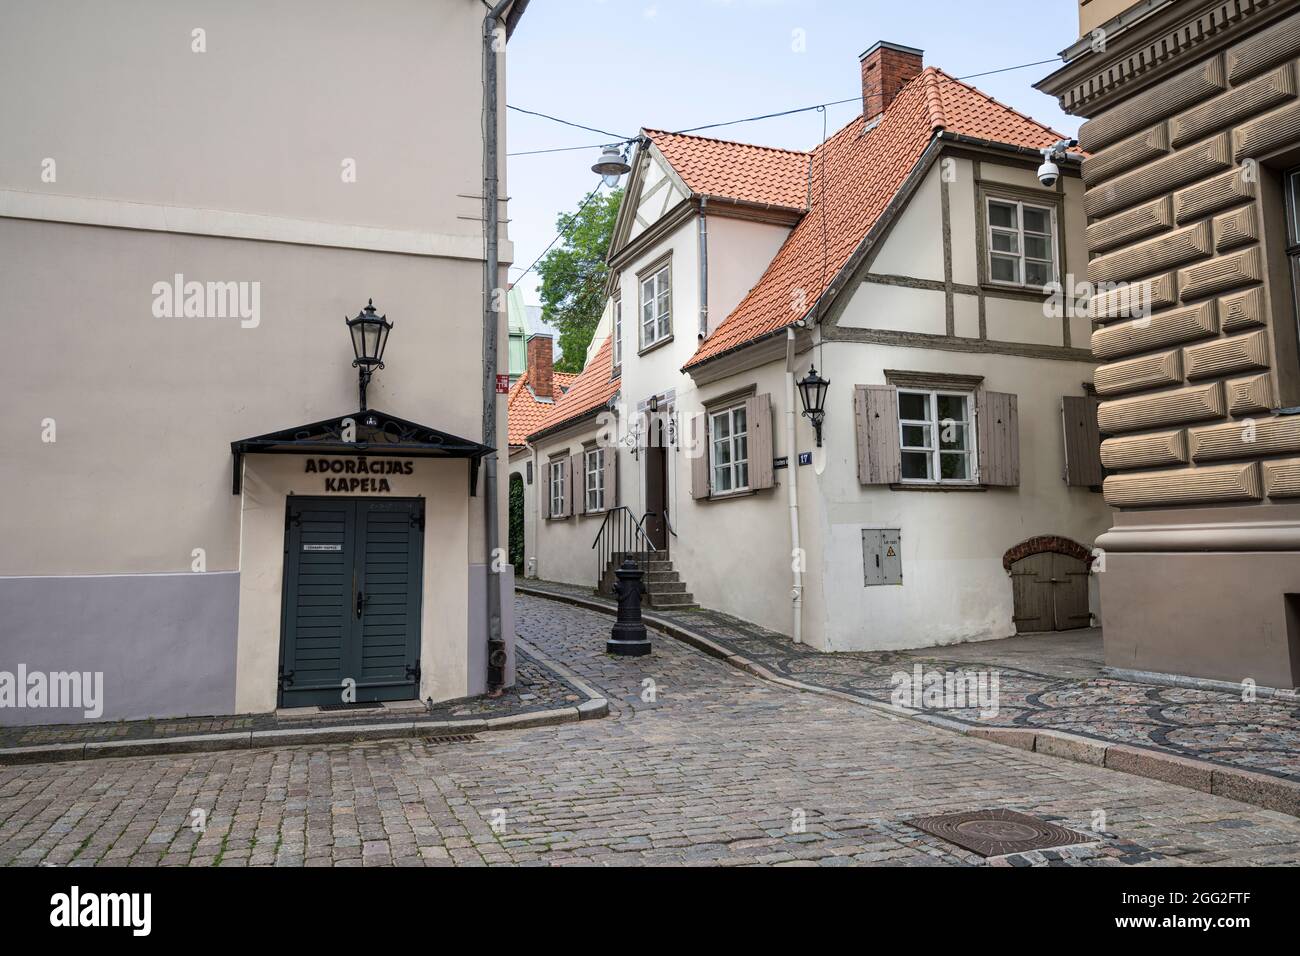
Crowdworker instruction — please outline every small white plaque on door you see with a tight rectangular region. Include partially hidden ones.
[302,544,343,553]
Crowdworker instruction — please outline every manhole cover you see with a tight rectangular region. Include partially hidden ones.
[906,809,1093,857]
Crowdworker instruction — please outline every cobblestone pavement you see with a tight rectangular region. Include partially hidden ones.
[523,580,1300,782]
[0,649,584,750]
[2,595,1300,867]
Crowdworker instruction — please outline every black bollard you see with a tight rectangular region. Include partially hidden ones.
[607,557,651,656]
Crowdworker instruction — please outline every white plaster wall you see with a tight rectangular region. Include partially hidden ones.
[704,215,793,337]
[985,295,1064,347]
[867,165,944,281]
[839,282,947,335]
[528,425,613,590]
[667,359,816,640]
[954,293,980,338]
[813,341,1111,651]
[948,158,979,286]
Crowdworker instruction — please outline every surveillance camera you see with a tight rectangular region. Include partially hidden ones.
[1037,159,1060,188]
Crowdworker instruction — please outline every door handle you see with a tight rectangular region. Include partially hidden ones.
[356,590,366,619]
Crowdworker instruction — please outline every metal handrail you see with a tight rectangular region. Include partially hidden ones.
[592,506,658,590]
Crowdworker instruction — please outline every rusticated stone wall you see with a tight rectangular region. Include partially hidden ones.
[1078,8,1300,510]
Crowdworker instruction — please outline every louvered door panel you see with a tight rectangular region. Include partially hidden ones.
[356,500,424,692]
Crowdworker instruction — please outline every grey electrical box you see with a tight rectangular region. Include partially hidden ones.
[862,529,902,586]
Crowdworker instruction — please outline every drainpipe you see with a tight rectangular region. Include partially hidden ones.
[785,327,803,644]
[481,0,515,690]
[697,197,709,339]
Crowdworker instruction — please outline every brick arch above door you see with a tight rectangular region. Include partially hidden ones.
[1002,535,1093,573]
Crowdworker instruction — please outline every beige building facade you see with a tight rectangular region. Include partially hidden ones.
[0,0,524,723]
[1039,0,1300,689]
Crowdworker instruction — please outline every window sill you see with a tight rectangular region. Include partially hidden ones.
[638,334,674,357]
[890,482,987,492]
[701,488,757,502]
[980,281,1053,302]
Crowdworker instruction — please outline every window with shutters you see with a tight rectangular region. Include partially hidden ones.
[898,389,976,484]
[710,404,749,494]
[548,459,566,518]
[640,263,671,349]
[986,197,1057,289]
[584,446,605,513]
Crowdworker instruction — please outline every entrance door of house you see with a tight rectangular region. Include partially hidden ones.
[279,497,424,707]
[1009,552,1090,633]
[644,437,669,552]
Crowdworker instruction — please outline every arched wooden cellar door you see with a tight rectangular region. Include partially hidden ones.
[1004,537,1092,634]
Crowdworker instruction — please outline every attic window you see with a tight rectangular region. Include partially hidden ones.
[987,197,1057,289]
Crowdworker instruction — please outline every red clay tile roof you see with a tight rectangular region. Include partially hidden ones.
[507,368,578,448]
[645,129,811,210]
[526,336,620,441]
[684,68,1065,369]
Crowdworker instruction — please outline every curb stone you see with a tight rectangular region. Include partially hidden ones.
[518,583,1300,819]
[0,635,610,768]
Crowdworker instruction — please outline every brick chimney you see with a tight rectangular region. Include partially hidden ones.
[860,41,924,124]
[526,333,555,399]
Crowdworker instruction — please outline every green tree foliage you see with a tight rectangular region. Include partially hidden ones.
[508,473,525,574]
[537,188,623,372]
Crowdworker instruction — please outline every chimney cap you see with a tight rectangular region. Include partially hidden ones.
[525,331,553,343]
[859,40,924,62]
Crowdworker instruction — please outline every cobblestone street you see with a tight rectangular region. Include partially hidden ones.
[3,594,1300,867]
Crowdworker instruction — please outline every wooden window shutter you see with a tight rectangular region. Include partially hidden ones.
[977,390,1020,487]
[568,453,581,516]
[854,385,901,485]
[690,413,710,500]
[603,447,618,508]
[539,459,550,519]
[1061,396,1104,488]
[746,393,774,490]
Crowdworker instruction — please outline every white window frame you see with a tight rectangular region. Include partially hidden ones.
[584,446,605,513]
[549,459,566,518]
[986,197,1058,290]
[612,295,623,368]
[897,389,977,485]
[640,264,671,348]
[709,404,750,495]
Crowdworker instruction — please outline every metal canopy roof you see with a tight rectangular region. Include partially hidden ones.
[230,409,492,496]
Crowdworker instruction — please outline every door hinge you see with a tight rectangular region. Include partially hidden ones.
[285,511,302,531]
[411,510,425,531]
[278,667,296,688]
[405,660,421,683]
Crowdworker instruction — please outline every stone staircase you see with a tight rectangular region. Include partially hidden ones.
[597,552,697,610]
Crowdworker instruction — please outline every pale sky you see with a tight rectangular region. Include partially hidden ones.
[505,0,1082,303]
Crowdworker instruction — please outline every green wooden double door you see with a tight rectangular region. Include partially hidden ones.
[279,497,425,707]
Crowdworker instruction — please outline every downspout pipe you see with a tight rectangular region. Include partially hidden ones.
[785,327,803,645]
[697,197,709,339]
[482,0,515,690]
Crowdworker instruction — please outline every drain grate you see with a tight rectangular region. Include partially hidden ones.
[422,733,478,745]
[906,809,1094,857]
[318,701,383,712]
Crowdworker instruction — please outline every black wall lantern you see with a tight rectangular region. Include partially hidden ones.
[797,365,830,447]
[346,299,393,411]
